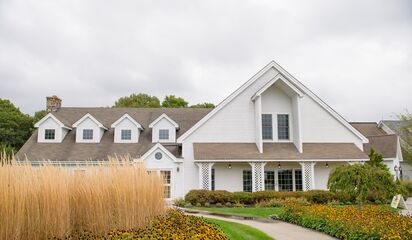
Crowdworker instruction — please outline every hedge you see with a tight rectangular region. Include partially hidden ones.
[185,189,377,205]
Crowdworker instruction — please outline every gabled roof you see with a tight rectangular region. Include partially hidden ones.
[251,73,304,100]
[72,113,108,130]
[178,60,369,143]
[148,113,179,129]
[110,113,143,129]
[34,113,72,130]
[140,143,182,163]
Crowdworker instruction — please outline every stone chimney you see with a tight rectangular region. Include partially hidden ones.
[46,95,62,112]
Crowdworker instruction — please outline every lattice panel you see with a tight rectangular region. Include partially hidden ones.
[199,163,211,190]
[302,162,313,191]
[251,162,265,192]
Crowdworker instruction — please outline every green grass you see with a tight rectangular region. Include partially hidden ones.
[205,218,273,240]
[193,207,283,218]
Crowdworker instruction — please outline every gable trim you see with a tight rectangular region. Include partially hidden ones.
[34,113,72,130]
[177,60,369,144]
[72,113,108,130]
[110,113,143,129]
[149,113,179,129]
[251,73,304,101]
[140,143,182,163]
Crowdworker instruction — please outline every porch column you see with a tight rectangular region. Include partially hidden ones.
[249,162,267,192]
[197,162,214,190]
[299,161,316,191]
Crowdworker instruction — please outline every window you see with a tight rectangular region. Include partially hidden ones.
[161,170,171,198]
[243,170,252,192]
[262,114,273,140]
[121,129,132,140]
[159,129,169,140]
[83,129,93,140]
[211,168,215,191]
[295,169,303,191]
[264,171,275,190]
[278,169,293,191]
[44,129,55,140]
[277,114,289,140]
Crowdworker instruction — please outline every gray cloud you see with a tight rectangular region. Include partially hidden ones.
[0,0,411,121]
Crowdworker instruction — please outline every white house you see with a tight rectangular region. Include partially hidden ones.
[17,61,403,199]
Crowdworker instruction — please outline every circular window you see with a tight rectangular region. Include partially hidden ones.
[155,152,163,160]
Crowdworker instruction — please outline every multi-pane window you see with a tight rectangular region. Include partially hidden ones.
[278,169,293,191]
[295,169,303,191]
[277,114,289,140]
[44,129,55,140]
[161,170,171,198]
[211,168,215,191]
[83,129,93,140]
[159,129,169,140]
[264,171,275,190]
[262,114,273,140]
[121,129,132,140]
[243,170,252,192]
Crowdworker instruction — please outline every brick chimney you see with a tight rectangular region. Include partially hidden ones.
[46,95,62,112]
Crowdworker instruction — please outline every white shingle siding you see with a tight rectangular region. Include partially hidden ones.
[151,118,176,143]
[37,117,66,143]
[75,117,104,143]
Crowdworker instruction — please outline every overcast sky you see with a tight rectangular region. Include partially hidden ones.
[0,0,411,121]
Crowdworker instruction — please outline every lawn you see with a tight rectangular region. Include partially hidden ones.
[205,218,273,240]
[193,207,283,218]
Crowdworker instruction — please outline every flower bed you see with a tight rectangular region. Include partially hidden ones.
[108,209,227,240]
[278,203,412,240]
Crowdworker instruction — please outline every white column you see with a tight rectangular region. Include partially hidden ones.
[299,161,316,191]
[197,162,214,190]
[249,162,267,192]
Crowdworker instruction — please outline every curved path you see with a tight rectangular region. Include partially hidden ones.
[187,211,336,240]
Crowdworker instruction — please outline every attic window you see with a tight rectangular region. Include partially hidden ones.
[121,129,132,140]
[44,129,55,140]
[159,129,169,140]
[83,129,93,140]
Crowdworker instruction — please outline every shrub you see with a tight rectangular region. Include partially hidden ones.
[255,198,284,208]
[173,198,186,207]
[208,190,234,204]
[216,203,223,207]
[185,190,211,205]
[204,202,211,207]
[0,158,165,239]
[400,180,412,197]
[306,190,335,204]
[233,192,254,204]
[196,202,202,207]
[184,203,193,208]
[225,202,232,207]
[234,202,245,208]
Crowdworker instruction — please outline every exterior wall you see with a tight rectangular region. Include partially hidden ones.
[313,162,347,190]
[142,147,182,199]
[213,163,250,191]
[75,117,104,143]
[113,118,140,143]
[300,96,364,149]
[261,83,294,142]
[37,117,65,143]
[401,162,412,180]
[151,118,176,143]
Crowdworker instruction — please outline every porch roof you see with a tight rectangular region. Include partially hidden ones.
[193,143,368,161]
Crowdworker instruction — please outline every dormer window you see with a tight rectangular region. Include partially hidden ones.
[83,129,93,140]
[121,129,132,140]
[159,129,169,140]
[277,114,289,140]
[44,129,55,140]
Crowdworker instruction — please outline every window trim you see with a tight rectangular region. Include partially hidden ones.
[120,129,132,140]
[82,129,94,140]
[261,114,273,140]
[44,129,56,140]
[159,129,170,140]
[277,114,290,140]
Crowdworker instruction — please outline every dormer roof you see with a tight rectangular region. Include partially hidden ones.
[34,113,72,130]
[72,113,108,130]
[149,113,179,129]
[111,113,143,129]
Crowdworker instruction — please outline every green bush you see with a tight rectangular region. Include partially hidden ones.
[195,202,202,207]
[225,202,232,207]
[400,180,412,197]
[204,202,211,207]
[173,198,186,207]
[233,192,254,204]
[208,190,234,204]
[184,203,192,208]
[185,190,211,205]
[306,190,335,204]
[215,203,223,207]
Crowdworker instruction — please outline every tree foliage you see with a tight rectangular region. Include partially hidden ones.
[190,102,215,108]
[114,93,161,108]
[367,148,389,171]
[328,164,396,209]
[399,112,412,162]
[161,95,188,108]
[33,110,47,123]
[0,99,34,150]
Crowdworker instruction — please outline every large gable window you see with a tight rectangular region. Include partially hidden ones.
[44,129,55,140]
[243,170,252,192]
[262,114,273,140]
[277,114,289,140]
[159,129,169,140]
[121,129,132,140]
[83,129,93,140]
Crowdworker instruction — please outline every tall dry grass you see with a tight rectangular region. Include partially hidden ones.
[0,156,165,240]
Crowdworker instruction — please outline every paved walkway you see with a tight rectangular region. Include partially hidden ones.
[400,198,412,216]
[187,212,336,240]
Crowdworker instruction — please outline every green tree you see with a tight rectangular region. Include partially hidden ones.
[0,99,34,150]
[33,110,47,123]
[190,102,215,108]
[114,93,161,108]
[367,148,389,171]
[162,95,188,108]
[399,112,412,162]
[328,164,396,210]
